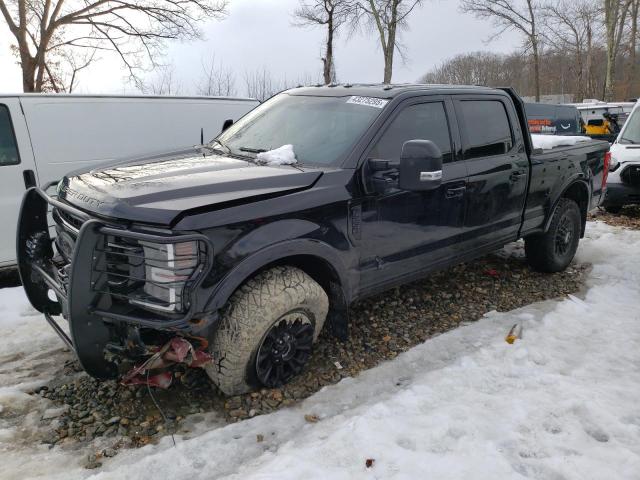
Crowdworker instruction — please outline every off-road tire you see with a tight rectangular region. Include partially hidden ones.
[206,266,329,396]
[604,205,622,214]
[525,198,581,273]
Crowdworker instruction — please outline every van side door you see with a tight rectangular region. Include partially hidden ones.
[0,99,38,267]
[358,96,467,291]
[453,95,529,252]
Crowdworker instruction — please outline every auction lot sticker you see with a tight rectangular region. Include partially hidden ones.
[346,96,389,108]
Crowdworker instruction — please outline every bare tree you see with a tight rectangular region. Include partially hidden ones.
[355,0,424,83]
[419,51,521,86]
[461,0,543,101]
[603,0,633,100]
[0,0,228,93]
[244,67,277,102]
[541,0,599,102]
[197,55,236,96]
[623,0,639,98]
[141,64,183,95]
[293,0,355,84]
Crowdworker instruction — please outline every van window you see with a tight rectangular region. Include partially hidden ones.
[0,105,20,166]
[460,100,513,159]
[369,102,453,163]
[619,108,640,144]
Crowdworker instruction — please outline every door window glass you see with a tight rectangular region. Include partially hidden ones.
[459,100,513,159]
[0,105,20,166]
[369,102,453,163]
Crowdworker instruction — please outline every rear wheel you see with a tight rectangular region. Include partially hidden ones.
[525,198,581,273]
[604,205,622,214]
[206,266,329,396]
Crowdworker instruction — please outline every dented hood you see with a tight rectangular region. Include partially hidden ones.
[58,151,323,226]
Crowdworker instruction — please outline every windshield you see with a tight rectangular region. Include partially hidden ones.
[619,107,640,144]
[215,93,385,166]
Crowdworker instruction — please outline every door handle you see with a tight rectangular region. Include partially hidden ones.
[23,169,36,189]
[445,186,466,199]
[510,171,526,182]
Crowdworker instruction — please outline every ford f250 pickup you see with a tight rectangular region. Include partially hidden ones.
[17,85,610,395]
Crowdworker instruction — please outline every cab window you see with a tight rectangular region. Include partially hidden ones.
[0,105,20,166]
[369,102,453,163]
[459,100,513,159]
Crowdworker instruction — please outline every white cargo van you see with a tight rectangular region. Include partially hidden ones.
[0,94,259,268]
[603,101,640,213]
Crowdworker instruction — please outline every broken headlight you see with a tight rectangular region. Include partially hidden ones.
[129,240,203,313]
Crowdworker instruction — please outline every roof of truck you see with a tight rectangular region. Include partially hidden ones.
[287,83,504,99]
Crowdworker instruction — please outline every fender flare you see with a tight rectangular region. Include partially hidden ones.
[204,238,352,313]
[544,178,591,236]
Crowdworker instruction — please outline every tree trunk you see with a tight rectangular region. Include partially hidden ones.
[625,0,639,99]
[532,41,540,101]
[324,14,334,84]
[585,23,594,98]
[383,1,398,84]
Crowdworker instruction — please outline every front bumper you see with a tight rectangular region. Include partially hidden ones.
[16,187,213,379]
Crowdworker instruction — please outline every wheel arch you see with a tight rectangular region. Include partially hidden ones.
[545,180,590,238]
[205,240,352,338]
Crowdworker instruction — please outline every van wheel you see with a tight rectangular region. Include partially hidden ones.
[206,266,329,396]
[604,205,622,214]
[525,198,581,273]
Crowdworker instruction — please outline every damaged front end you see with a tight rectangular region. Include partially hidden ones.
[17,187,215,387]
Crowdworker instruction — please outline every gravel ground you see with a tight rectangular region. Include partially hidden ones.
[28,241,590,467]
[588,205,640,229]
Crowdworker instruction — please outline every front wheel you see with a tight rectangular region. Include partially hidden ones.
[206,266,329,396]
[525,198,581,273]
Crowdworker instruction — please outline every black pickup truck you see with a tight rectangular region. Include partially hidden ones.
[17,85,610,395]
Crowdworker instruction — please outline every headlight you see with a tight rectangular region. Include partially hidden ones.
[609,154,620,171]
[130,240,202,313]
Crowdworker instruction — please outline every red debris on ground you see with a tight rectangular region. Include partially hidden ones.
[121,337,212,388]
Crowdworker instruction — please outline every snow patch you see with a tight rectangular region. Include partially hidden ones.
[255,145,297,165]
[531,134,593,150]
[1,222,640,479]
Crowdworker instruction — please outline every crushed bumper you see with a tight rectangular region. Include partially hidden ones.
[16,187,214,381]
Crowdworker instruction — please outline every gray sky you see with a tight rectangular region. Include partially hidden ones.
[0,0,520,94]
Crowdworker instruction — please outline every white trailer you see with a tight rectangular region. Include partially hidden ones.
[0,94,259,268]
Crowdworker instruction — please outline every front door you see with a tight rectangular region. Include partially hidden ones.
[359,97,468,291]
[0,99,38,267]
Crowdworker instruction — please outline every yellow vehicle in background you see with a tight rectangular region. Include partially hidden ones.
[568,100,635,142]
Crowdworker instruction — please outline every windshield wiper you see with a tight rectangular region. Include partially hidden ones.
[239,146,268,154]
[619,137,637,145]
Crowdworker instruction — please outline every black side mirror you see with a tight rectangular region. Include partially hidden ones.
[222,119,234,132]
[399,140,443,191]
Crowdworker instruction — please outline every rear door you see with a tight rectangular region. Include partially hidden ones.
[0,98,39,267]
[453,96,529,253]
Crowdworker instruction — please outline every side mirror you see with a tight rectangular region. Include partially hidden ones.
[222,119,234,132]
[398,140,443,191]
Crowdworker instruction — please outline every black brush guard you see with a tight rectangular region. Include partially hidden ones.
[16,187,213,379]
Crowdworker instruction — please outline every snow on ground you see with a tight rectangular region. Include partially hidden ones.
[531,134,593,150]
[1,220,640,480]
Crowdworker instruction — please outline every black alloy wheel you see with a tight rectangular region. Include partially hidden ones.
[255,311,314,388]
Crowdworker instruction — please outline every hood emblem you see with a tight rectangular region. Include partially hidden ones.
[59,185,105,209]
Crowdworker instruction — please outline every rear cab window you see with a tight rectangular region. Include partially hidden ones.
[0,104,20,166]
[458,99,514,159]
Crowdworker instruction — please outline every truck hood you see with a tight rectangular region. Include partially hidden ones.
[58,150,323,226]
